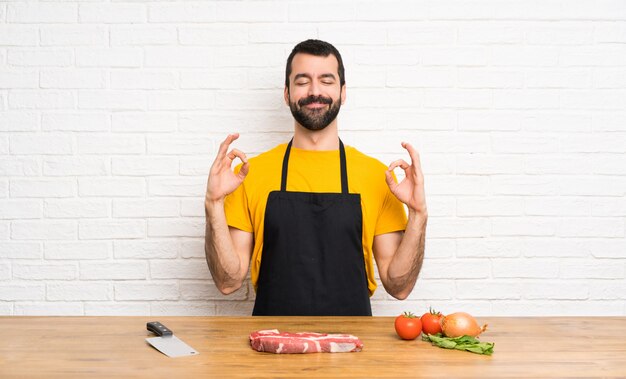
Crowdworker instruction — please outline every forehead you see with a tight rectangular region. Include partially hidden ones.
[290,53,339,78]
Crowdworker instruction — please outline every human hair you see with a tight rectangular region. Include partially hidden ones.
[285,39,345,89]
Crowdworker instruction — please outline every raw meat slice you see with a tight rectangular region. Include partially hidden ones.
[249,329,363,354]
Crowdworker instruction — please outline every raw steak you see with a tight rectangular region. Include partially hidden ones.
[249,329,363,354]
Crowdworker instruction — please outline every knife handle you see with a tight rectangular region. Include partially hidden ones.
[147,321,173,337]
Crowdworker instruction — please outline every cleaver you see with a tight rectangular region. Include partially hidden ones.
[146,321,199,358]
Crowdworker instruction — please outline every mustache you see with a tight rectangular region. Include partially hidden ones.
[298,95,333,107]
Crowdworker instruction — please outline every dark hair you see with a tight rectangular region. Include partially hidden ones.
[285,39,345,89]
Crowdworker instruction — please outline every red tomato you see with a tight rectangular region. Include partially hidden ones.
[394,312,422,340]
[421,308,443,335]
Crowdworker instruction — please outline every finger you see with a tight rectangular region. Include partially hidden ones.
[238,161,250,179]
[388,159,410,172]
[384,169,398,190]
[217,133,240,158]
[226,148,248,164]
[401,141,423,172]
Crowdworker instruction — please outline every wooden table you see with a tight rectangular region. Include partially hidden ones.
[1,316,624,378]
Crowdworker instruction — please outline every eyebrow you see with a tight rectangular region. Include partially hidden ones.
[294,73,337,81]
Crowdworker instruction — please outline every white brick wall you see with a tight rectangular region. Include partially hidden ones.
[1,0,625,317]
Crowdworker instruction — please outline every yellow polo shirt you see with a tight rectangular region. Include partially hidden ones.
[224,143,408,296]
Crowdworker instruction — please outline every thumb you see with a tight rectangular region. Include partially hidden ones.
[238,161,250,180]
[384,169,397,191]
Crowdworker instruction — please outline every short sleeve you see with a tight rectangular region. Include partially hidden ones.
[223,163,254,233]
[374,171,408,236]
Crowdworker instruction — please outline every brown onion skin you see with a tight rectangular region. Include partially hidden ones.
[441,312,487,338]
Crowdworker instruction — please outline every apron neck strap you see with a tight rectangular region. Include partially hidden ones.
[281,138,349,194]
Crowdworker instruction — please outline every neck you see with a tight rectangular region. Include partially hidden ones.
[292,121,339,150]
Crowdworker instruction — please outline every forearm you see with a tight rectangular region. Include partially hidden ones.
[385,210,427,300]
[204,200,245,294]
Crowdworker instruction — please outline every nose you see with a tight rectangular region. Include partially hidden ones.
[308,80,321,96]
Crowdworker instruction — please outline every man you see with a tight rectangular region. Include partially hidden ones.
[205,39,427,316]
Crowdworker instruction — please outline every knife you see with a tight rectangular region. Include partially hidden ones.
[146,321,199,358]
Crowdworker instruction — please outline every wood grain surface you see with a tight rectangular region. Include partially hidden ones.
[1,316,624,378]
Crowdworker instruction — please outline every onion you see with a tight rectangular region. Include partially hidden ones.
[441,312,487,338]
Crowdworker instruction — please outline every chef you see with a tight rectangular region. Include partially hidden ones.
[204,39,427,316]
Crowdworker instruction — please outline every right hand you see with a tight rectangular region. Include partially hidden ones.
[206,133,249,204]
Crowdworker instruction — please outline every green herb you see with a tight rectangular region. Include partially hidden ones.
[422,333,494,355]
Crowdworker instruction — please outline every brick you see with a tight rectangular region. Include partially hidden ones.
[80,261,147,280]
[494,89,560,109]
[354,46,420,66]
[405,280,455,300]
[0,284,45,301]
[85,302,150,316]
[179,158,210,176]
[152,301,216,316]
[10,179,76,198]
[7,3,77,23]
[42,113,110,132]
[458,26,523,44]
[589,281,626,300]
[148,3,215,22]
[215,91,282,111]
[9,90,74,110]
[0,157,40,176]
[78,133,145,154]
[0,200,41,219]
[523,113,591,132]
[181,280,247,301]
[114,240,178,259]
[0,242,42,259]
[14,302,84,316]
[562,47,626,66]
[151,259,210,280]
[457,197,523,216]
[458,111,521,131]
[557,217,624,238]
[458,69,524,88]
[79,219,146,239]
[525,69,591,89]
[524,155,593,174]
[43,157,109,176]
[492,132,559,153]
[7,48,73,67]
[214,45,285,68]
[526,26,594,45]
[148,91,215,111]
[249,24,317,44]
[0,111,39,132]
[45,241,110,260]
[0,220,8,238]
[110,26,177,46]
[79,3,146,23]
[0,70,38,88]
[40,69,105,89]
[11,220,77,240]
[457,238,521,258]
[76,47,143,68]
[44,199,109,218]
[592,197,626,216]
[179,25,248,46]
[79,90,146,110]
[423,89,492,109]
[423,47,489,66]
[387,25,455,45]
[524,197,591,217]
[0,26,38,46]
[594,68,626,89]
[112,199,179,218]
[148,136,214,155]
[112,157,178,176]
[112,113,176,133]
[457,154,523,174]
[217,1,286,22]
[426,217,489,238]
[0,263,10,280]
[492,258,560,278]
[288,2,354,22]
[148,177,205,197]
[594,114,626,132]
[40,26,108,46]
[491,46,558,66]
[181,199,203,217]
[180,239,204,259]
[557,175,624,196]
[180,69,246,89]
[148,218,204,237]
[522,237,592,258]
[420,259,490,279]
[47,282,111,301]
[145,47,214,68]
[13,263,77,280]
[523,280,588,300]
[114,282,178,301]
[456,280,522,300]
[79,177,145,197]
[319,24,387,45]
[423,196,455,217]
[110,70,177,90]
[426,175,489,195]
[560,260,624,279]
[10,133,72,155]
[492,217,557,236]
[387,68,454,88]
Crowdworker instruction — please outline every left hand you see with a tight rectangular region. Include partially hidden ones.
[385,142,427,215]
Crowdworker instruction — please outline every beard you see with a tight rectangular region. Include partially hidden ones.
[289,94,341,131]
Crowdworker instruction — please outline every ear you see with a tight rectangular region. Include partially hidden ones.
[284,86,290,106]
[340,84,347,105]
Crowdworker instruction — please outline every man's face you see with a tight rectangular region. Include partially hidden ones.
[285,53,345,131]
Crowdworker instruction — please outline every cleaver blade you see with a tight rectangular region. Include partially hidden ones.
[146,321,199,358]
